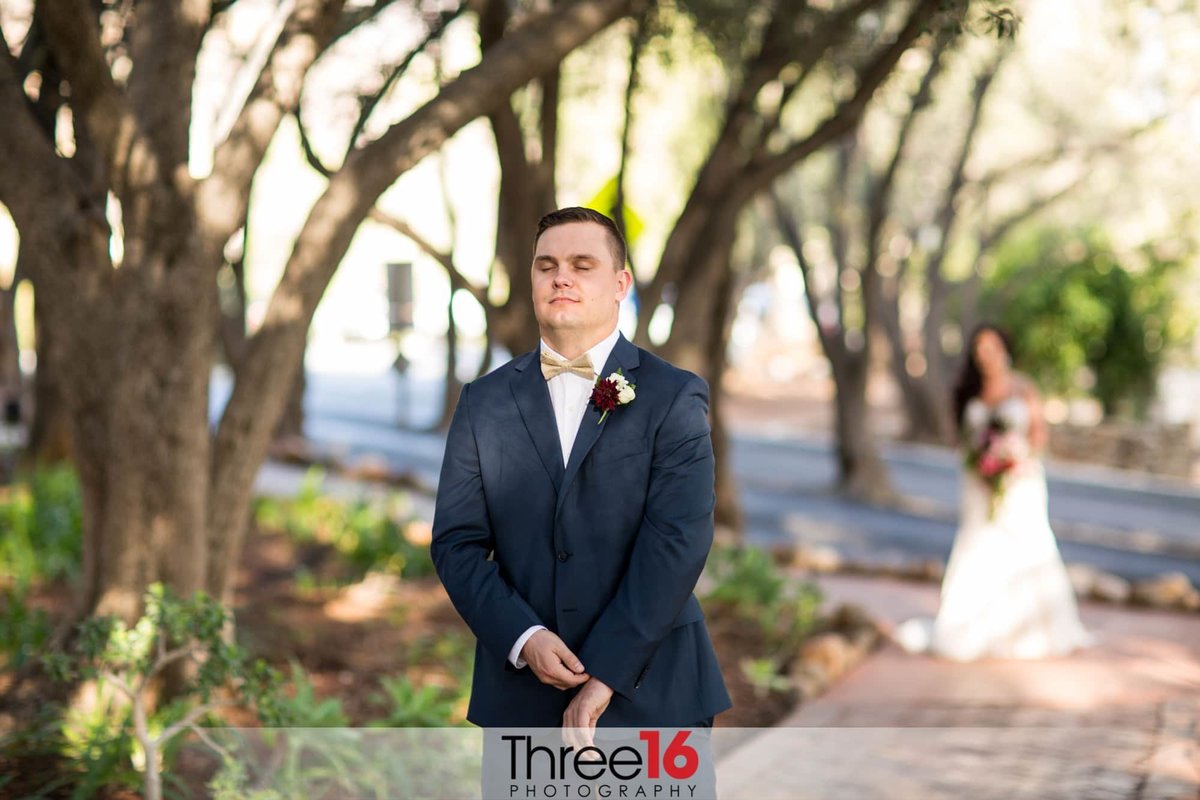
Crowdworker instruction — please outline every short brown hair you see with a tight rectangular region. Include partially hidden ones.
[533,207,627,271]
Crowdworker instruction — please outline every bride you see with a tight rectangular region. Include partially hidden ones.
[894,324,1094,661]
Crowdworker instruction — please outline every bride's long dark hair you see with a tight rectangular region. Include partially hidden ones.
[953,323,1015,435]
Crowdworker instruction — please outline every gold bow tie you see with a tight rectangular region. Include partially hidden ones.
[540,350,594,381]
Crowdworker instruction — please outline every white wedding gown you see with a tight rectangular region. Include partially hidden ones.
[894,396,1095,661]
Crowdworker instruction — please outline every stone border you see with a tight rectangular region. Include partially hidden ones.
[267,435,436,494]
[788,603,882,702]
[770,543,1200,614]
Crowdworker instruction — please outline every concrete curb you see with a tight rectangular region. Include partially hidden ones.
[769,542,1200,615]
[732,426,1200,506]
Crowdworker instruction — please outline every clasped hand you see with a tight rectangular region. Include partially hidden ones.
[521,629,589,689]
[520,630,614,753]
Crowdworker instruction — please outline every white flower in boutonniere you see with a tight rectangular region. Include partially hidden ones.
[589,368,636,424]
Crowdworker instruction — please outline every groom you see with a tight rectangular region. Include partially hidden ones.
[431,207,731,741]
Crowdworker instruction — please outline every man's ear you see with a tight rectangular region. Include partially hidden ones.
[616,268,633,300]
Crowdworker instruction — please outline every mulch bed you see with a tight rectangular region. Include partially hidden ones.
[231,526,796,728]
[0,525,799,796]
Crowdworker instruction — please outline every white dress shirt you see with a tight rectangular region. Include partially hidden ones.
[508,324,621,669]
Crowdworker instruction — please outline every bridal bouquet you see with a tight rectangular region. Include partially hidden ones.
[964,416,1030,519]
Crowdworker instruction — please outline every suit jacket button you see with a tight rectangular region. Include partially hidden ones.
[557,552,569,562]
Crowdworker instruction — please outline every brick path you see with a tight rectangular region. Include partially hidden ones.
[716,573,1200,799]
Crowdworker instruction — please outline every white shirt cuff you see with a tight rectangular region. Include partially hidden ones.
[510,625,547,668]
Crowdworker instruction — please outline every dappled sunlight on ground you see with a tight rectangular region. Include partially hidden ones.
[799,572,1200,714]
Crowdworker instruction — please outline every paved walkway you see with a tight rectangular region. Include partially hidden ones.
[254,458,1199,797]
[717,573,1200,799]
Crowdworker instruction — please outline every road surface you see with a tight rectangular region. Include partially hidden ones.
[214,367,1200,585]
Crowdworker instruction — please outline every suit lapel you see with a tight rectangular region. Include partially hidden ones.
[556,333,641,514]
[510,350,565,492]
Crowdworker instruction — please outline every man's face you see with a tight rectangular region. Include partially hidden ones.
[532,222,631,338]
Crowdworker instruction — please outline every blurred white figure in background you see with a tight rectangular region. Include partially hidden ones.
[894,324,1094,661]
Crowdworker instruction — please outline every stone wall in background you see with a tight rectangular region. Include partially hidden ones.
[1048,421,1197,480]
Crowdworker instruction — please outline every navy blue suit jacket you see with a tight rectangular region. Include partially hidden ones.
[431,332,732,727]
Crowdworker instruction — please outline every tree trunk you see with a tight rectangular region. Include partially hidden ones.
[438,289,461,431]
[0,267,21,412]
[273,367,306,440]
[612,10,646,273]
[24,279,73,467]
[655,211,744,536]
[829,349,892,501]
[902,367,953,444]
[705,255,742,538]
[13,198,217,626]
[480,0,558,357]
[771,188,895,502]
[217,232,249,369]
[476,306,497,379]
[879,298,953,443]
[653,204,741,374]
[634,154,745,346]
[71,258,216,623]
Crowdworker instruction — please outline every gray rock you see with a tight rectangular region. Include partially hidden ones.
[1066,563,1098,597]
[1132,572,1197,609]
[792,544,843,573]
[788,660,830,701]
[797,632,851,682]
[1089,570,1132,604]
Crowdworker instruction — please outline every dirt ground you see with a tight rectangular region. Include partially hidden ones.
[232,527,799,730]
[0,522,803,797]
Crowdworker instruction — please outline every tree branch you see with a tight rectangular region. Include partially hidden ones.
[933,53,1004,250]
[630,4,835,319]
[198,0,347,247]
[343,4,466,157]
[155,700,237,747]
[0,32,103,263]
[328,0,401,46]
[752,0,889,156]
[367,208,489,307]
[613,9,647,273]
[979,172,1086,253]
[865,31,952,254]
[969,116,1167,197]
[99,669,138,700]
[769,189,845,363]
[126,0,210,176]
[38,0,143,192]
[742,0,946,195]
[296,105,334,177]
[156,642,199,676]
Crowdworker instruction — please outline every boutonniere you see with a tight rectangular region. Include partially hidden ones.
[590,368,636,424]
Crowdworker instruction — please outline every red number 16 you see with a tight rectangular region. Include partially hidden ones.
[638,730,699,779]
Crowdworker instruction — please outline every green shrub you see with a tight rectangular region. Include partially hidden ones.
[57,695,141,799]
[367,675,466,728]
[253,469,434,584]
[44,583,285,800]
[702,544,822,651]
[405,631,474,680]
[0,586,52,670]
[986,228,1195,417]
[739,656,793,700]
[270,660,349,727]
[0,465,83,592]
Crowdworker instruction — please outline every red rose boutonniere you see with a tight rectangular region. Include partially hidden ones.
[589,368,636,424]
